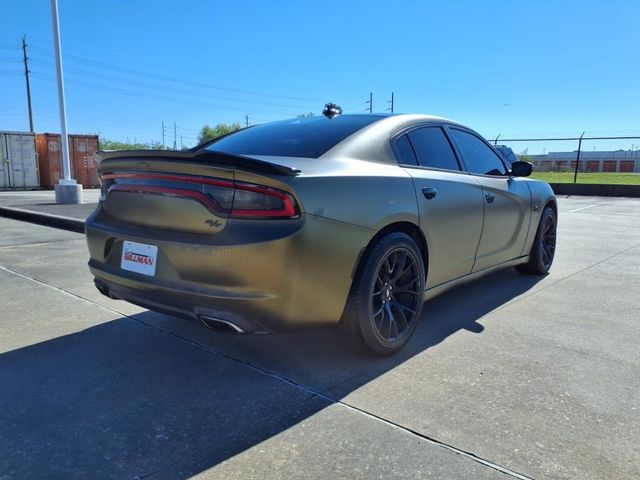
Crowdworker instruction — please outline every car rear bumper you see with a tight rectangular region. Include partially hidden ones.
[91,269,274,333]
[85,205,374,333]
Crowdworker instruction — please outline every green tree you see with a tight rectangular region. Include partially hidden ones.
[99,138,168,151]
[198,123,242,144]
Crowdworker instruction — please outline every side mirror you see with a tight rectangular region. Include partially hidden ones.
[510,161,532,177]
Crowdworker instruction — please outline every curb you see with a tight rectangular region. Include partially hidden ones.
[550,183,640,198]
[0,206,85,234]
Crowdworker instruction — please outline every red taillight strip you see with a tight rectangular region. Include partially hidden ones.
[102,172,299,218]
[231,183,297,218]
[231,204,296,217]
[109,184,226,215]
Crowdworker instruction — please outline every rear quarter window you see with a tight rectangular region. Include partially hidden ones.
[393,134,419,166]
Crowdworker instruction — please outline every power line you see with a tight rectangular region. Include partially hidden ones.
[29,71,298,116]
[14,109,170,134]
[29,58,317,111]
[28,44,323,103]
[498,135,640,142]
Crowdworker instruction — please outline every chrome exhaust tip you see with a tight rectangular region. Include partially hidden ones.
[199,315,244,334]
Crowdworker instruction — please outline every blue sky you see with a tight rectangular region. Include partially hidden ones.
[1,0,639,150]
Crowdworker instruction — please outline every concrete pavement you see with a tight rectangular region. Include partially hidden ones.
[0,196,639,479]
[0,189,99,232]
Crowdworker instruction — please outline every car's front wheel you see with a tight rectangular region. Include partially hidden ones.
[341,232,426,356]
[516,205,557,275]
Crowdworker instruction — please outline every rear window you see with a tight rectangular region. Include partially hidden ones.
[203,115,384,158]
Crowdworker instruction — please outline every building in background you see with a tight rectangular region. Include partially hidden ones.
[527,150,640,173]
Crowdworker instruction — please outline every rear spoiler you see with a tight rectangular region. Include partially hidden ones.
[96,150,301,176]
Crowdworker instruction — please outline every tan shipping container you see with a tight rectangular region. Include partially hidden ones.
[1,131,40,189]
[36,133,100,188]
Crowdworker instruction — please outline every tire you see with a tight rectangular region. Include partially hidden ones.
[516,206,557,275]
[340,232,426,356]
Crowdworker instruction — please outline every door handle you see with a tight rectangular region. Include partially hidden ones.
[485,193,495,204]
[422,187,438,199]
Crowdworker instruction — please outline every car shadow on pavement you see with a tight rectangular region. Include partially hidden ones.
[0,269,543,478]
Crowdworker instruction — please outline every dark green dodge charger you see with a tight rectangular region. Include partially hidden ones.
[86,114,556,355]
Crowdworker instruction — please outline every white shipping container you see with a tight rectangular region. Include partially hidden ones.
[0,131,39,189]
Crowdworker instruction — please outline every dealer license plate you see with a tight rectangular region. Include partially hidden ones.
[121,241,158,276]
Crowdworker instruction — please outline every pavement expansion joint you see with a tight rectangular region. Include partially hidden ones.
[0,264,133,319]
[0,263,536,480]
[0,238,85,250]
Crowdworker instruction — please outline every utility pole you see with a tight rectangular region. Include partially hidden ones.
[22,36,35,132]
[386,92,394,113]
[173,121,177,150]
[51,0,82,204]
[161,121,166,148]
[366,92,373,113]
[180,135,183,150]
[245,114,249,128]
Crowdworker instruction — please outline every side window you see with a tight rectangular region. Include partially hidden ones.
[449,129,507,176]
[406,127,460,171]
[393,134,418,166]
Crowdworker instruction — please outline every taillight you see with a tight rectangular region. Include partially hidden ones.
[231,182,298,218]
[100,173,299,219]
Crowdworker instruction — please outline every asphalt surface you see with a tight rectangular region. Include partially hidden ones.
[0,196,639,479]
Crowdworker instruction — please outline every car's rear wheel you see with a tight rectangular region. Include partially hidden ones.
[341,232,425,356]
[516,206,557,275]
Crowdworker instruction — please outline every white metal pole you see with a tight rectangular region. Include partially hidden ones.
[51,0,71,181]
[51,0,81,203]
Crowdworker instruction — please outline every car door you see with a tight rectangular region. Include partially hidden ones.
[446,127,532,271]
[393,126,485,288]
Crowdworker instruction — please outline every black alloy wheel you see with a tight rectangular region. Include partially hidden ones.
[517,206,557,275]
[341,232,426,356]
[371,247,422,342]
[540,212,557,269]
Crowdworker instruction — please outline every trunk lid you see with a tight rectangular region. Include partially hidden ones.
[97,150,300,234]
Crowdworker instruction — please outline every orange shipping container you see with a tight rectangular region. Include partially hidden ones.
[36,133,100,188]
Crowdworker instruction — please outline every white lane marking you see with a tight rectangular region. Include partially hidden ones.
[567,202,606,213]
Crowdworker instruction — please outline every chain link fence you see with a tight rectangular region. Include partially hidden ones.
[491,135,640,185]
